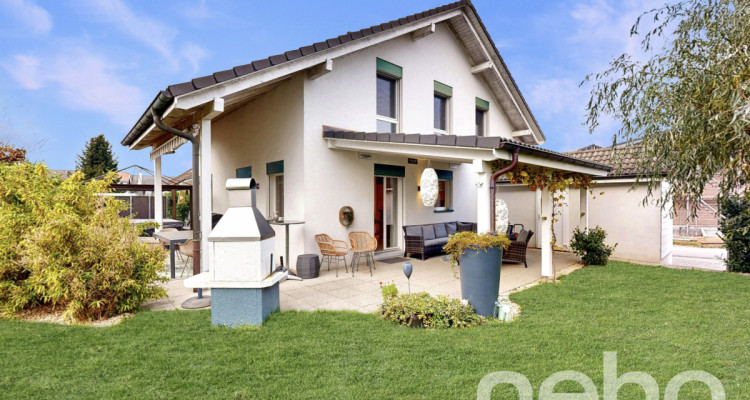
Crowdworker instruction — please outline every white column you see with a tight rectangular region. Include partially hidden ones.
[473,159,491,234]
[560,188,570,249]
[200,118,212,272]
[540,188,553,277]
[153,156,163,230]
[580,188,589,231]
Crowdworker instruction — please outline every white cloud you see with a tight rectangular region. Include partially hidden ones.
[0,0,52,35]
[82,0,207,72]
[3,47,146,126]
[181,42,209,74]
[3,54,42,89]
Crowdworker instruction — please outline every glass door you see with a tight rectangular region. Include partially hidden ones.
[374,176,399,250]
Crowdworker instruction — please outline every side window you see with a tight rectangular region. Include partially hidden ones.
[476,97,489,136]
[266,160,284,218]
[434,169,453,211]
[376,58,402,133]
[434,81,452,134]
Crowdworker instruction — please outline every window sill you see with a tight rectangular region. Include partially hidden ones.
[433,209,454,213]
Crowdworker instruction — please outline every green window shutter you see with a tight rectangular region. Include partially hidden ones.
[266,160,284,175]
[376,58,402,79]
[434,81,453,97]
[476,97,489,111]
[436,169,453,180]
[374,163,405,177]
[236,166,252,178]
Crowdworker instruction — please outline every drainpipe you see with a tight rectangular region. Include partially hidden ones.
[490,146,519,234]
[151,108,201,281]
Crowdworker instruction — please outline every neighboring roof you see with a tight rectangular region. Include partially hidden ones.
[575,144,602,151]
[322,129,611,171]
[171,169,193,185]
[565,144,652,178]
[122,0,545,148]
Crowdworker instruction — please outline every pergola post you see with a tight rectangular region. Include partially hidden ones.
[199,118,213,273]
[473,159,492,233]
[154,156,163,230]
[540,187,553,277]
[580,188,589,231]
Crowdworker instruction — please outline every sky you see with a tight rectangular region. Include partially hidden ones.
[0,0,665,176]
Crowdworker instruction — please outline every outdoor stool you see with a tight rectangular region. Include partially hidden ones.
[296,254,321,279]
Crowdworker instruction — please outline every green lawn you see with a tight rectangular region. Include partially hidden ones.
[1,262,748,399]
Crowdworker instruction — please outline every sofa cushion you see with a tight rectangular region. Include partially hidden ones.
[516,229,530,243]
[421,225,436,240]
[457,222,473,232]
[424,238,448,248]
[434,223,448,238]
[405,225,422,237]
[445,222,457,236]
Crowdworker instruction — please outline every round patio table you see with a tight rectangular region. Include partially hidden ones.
[268,220,305,280]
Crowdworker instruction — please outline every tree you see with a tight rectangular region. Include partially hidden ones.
[76,134,118,179]
[583,0,749,216]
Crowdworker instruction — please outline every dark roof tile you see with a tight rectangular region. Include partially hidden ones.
[313,41,328,52]
[285,49,302,61]
[351,30,364,39]
[213,69,237,83]
[192,75,217,89]
[252,59,272,70]
[456,136,477,147]
[338,34,352,44]
[167,82,196,97]
[436,135,456,146]
[268,54,287,65]
[326,37,340,47]
[299,45,316,56]
[233,63,255,76]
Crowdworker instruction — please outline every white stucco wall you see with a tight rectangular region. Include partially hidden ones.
[496,185,538,248]
[210,74,305,267]
[586,182,666,264]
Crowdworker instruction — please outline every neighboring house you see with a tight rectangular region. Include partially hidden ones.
[120,1,611,276]
[673,177,721,236]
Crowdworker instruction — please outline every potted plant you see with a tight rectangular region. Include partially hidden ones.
[443,231,510,317]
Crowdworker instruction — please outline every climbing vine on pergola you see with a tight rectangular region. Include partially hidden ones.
[491,160,603,279]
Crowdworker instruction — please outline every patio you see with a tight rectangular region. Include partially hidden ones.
[145,249,582,312]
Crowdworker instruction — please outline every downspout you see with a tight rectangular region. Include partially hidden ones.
[151,108,201,280]
[490,146,519,234]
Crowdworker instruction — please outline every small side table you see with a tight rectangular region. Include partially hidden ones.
[268,219,305,280]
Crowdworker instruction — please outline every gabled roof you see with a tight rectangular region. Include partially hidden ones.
[122,1,545,148]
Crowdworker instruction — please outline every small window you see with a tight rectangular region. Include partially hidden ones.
[435,179,452,209]
[434,94,448,132]
[270,174,284,218]
[476,97,489,136]
[434,169,453,210]
[434,81,452,134]
[267,160,284,218]
[476,108,486,136]
[376,58,402,133]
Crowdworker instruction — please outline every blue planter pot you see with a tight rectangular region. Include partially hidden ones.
[459,247,503,317]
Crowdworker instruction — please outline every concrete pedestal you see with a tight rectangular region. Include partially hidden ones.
[211,284,280,327]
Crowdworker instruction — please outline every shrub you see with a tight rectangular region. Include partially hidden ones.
[442,231,511,265]
[570,226,617,265]
[379,281,398,299]
[719,194,750,272]
[379,292,486,329]
[0,163,167,321]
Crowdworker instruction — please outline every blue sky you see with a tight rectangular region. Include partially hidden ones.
[0,0,662,176]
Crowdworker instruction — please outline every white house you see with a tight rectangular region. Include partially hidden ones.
[121,1,611,277]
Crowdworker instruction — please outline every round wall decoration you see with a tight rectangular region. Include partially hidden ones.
[420,167,439,207]
[495,198,509,235]
[339,206,354,226]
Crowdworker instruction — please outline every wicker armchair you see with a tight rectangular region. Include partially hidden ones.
[502,230,534,268]
[177,239,194,277]
[314,233,349,277]
[348,231,377,276]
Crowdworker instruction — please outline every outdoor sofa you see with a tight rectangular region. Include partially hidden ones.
[403,221,477,260]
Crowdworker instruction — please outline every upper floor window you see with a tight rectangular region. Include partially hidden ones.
[434,81,452,134]
[376,58,402,133]
[476,97,489,136]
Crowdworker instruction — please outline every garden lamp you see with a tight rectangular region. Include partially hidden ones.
[402,262,413,299]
